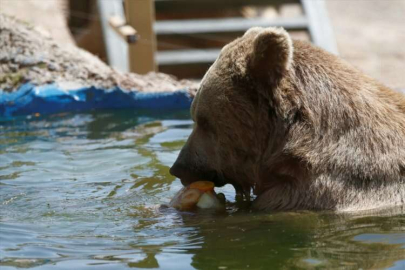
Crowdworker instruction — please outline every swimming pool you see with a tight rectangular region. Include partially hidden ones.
[1,110,404,269]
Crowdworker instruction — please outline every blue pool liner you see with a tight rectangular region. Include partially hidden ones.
[0,83,193,117]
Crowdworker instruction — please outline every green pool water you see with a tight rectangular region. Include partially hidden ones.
[0,110,404,270]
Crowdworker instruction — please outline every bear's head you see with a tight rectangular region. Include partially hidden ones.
[169,26,405,204]
[170,27,303,197]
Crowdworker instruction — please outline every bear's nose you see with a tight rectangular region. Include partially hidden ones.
[169,162,184,179]
[169,163,201,186]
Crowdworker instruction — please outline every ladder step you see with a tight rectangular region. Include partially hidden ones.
[155,17,308,35]
[155,0,300,12]
[157,49,221,65]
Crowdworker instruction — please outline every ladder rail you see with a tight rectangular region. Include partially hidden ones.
[302,0,338,55]
[155,17,308,35]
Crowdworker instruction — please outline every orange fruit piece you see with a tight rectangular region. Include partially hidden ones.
[189,181,215,192]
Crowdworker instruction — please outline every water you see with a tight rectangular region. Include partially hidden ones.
[0,110,404,269]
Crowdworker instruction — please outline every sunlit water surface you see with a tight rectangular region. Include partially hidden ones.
[0,110,404,269]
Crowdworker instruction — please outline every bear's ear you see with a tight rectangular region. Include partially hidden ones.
[248,27,293,82]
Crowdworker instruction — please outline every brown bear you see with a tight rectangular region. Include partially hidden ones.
[169,27,405,211]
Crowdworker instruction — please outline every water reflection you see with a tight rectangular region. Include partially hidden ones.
[158,208,405,269]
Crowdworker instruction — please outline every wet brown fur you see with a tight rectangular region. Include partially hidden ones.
[170,27,405,211]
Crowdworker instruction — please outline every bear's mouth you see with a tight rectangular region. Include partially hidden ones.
[179,172,227,188]
[179,173,251,200]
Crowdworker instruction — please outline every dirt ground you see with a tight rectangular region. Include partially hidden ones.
[0,14,198,94]
[1,0,404,89]
[0,0,75,45]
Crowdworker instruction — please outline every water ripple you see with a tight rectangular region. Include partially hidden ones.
[0,110,404,269]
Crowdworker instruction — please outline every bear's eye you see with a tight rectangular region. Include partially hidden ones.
[197,116,211,131]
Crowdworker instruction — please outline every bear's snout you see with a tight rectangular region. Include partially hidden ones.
[170,158,201,185]
[169,162,187,180]
[170,161,207,186]
[170,158,225,187]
